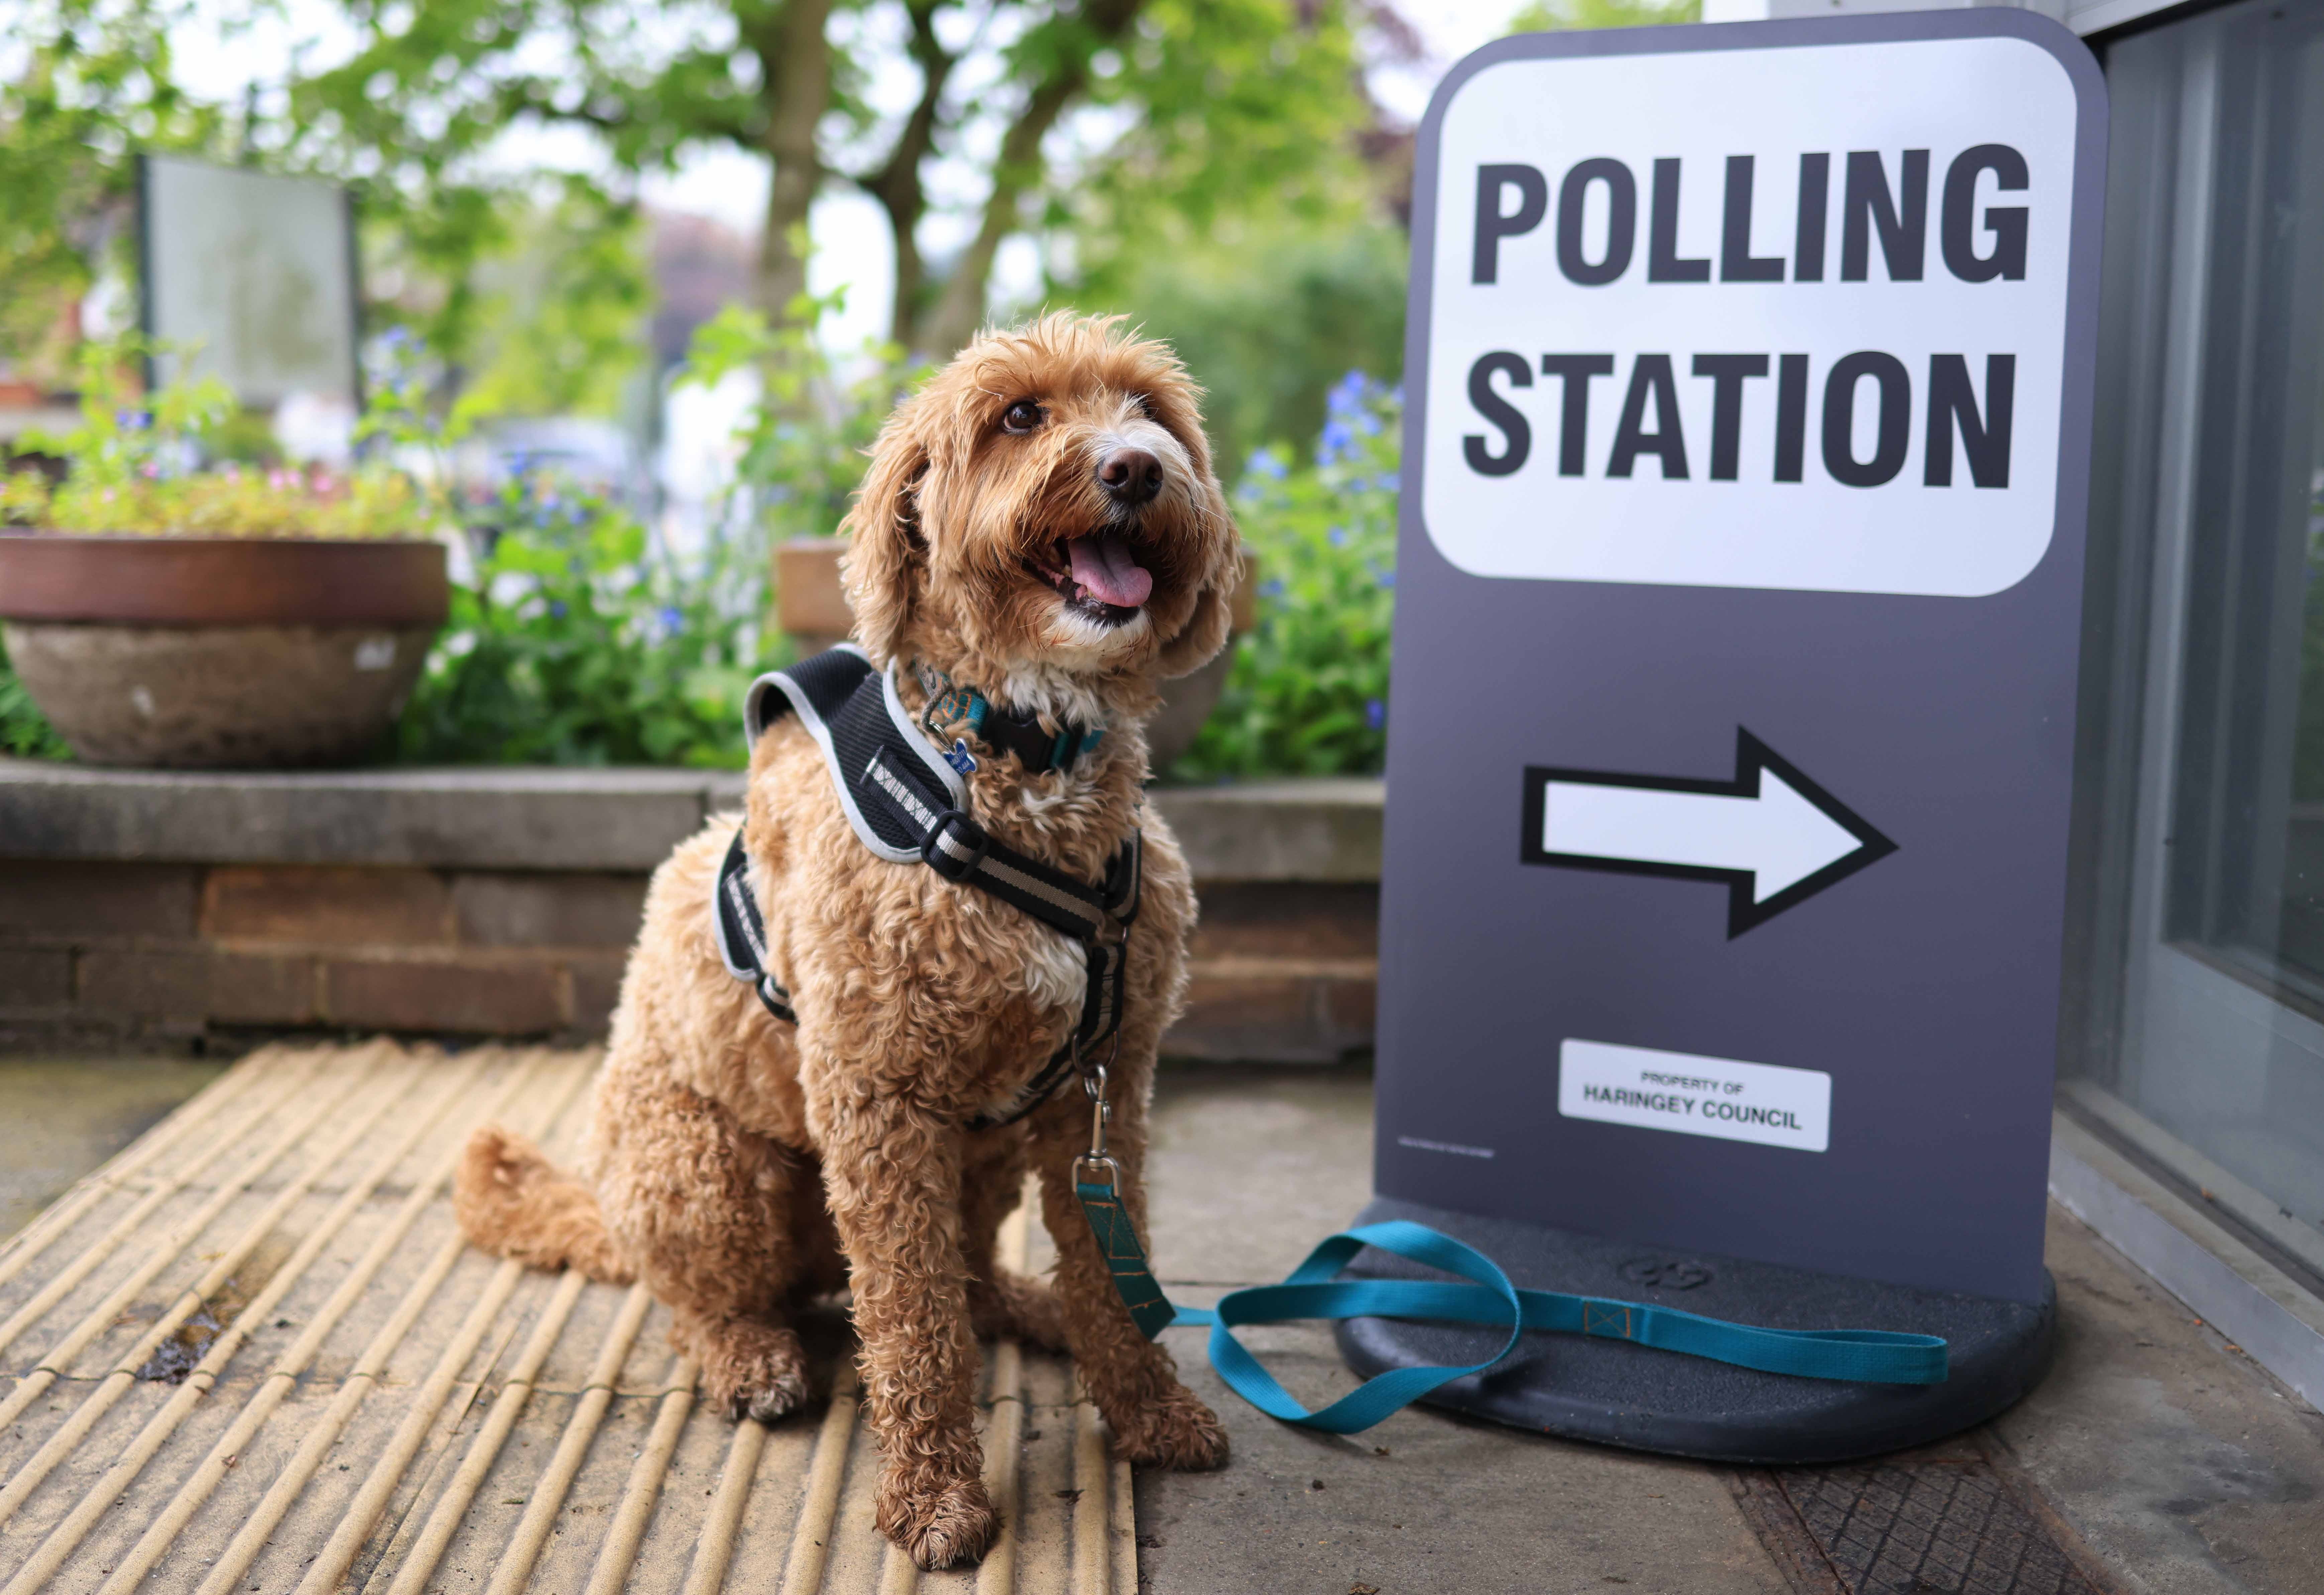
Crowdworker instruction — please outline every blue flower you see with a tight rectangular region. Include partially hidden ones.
[1376,471,1401,494]
[1261,578,1286,600]
[658,605,683,635]
[115,409,151,431]
[1318,418,1354,463]
[1365,698,1386,731]
[1328,525,1349,548]
[1374,567,1397,589]
[1327,369,1369,417]
[549,600,569,619]
[1250,449,1289,481]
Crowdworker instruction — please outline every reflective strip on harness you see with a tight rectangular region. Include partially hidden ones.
[711,828,796,1026]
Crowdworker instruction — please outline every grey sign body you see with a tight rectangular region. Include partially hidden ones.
[1375,12,2107,1306]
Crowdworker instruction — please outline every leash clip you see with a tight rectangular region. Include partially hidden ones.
[1073,1063,1118,1190]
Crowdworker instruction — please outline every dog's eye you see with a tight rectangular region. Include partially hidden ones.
[1001,400,1043,435]
[1131,393,1157,420]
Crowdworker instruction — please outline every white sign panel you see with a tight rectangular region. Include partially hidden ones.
[1558,1039,1831,1153]
[141,156,359,409]
[1422,37,2077,598]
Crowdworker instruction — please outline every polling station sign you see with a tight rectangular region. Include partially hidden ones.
[1373,12,2104,1305]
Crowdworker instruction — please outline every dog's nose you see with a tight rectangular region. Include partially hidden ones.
[1096,446,1163,506]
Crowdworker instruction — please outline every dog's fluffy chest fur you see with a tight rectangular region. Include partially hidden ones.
[730,719,1194,1126]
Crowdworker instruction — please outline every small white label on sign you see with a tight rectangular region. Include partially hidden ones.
[1558,1039,1829,1152]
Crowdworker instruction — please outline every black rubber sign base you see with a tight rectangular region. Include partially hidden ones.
[1333,1196,2054,1465]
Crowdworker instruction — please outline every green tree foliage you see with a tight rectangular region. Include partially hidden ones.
[0,0,222,381]
[677,289,925,543]
[1507,0,1701,31]
[284,0,1377,360]
[1081,219,1404,473]
[1046,0,1397,466]
[455,186,654,420]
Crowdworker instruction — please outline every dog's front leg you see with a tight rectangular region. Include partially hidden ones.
[813,1082,995,1570]
[1029,1082,1230,1471]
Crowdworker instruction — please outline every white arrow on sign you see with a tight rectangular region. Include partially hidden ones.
[1519,730,1897,936]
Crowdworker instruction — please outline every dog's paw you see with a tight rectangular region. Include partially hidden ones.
[1110,1389,1230,1470]
[971,1270,1070,1352]
[697,1320,812,1423]
[876,1472,997,1570]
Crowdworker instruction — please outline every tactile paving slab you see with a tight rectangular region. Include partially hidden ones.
[0,1043,1133,1594]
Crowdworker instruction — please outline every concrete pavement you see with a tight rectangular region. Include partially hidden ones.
[1126,1064,2324,1595]
[4,1053,2318,1593]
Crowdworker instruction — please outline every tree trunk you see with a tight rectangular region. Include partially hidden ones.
[751,0,836,323]
[866,0,957,349]
[912,0,1146,356]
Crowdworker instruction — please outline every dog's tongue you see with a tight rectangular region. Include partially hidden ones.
[1066,532,1153,609]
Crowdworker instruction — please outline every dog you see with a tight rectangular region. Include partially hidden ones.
[454,312,1240,1570]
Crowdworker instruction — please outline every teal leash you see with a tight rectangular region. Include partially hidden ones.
[1069,1077,1948,1437]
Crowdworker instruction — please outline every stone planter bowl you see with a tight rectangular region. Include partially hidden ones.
[773,536,1258,770]
[0,532,449,768]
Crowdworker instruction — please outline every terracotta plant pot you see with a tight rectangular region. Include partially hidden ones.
[770,536,1257,769]
[0,532,449,768]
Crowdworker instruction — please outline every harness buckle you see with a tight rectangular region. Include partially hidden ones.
[919,808,990,880]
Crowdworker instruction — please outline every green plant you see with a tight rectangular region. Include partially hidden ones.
[393,475,770,768]
[352,328,764,768]
[677,282,926,546]
[0,632,71,760]
[5,339,430,540]
[1172,371,1399,780]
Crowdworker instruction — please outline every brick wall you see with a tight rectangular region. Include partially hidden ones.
[0,860,1377,1059]
[0,766,1382,1059]
[0,860,639,1046]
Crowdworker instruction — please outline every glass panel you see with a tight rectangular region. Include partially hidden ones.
[2072,0,2324,1263]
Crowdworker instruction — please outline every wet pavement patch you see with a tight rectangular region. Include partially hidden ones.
[131,1241,282,1384]
[1731,1443,2109,1595]
[134,1302,225,1383]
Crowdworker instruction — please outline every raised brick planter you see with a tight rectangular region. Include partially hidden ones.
[0,760,1381,1060]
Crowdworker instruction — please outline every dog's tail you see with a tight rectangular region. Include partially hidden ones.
[454,1125,634,1284]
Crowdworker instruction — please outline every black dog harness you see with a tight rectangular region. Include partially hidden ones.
[711,644,1141,1129]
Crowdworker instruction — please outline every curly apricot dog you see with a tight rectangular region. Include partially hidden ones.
[455,313,1238,1569]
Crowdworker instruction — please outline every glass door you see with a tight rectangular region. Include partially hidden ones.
[2069,0,2324,1285]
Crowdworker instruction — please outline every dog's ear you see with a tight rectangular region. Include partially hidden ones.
[839,420,929,665]
[1155,544,1242,681]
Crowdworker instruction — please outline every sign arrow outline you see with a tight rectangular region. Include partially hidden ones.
[1518,728,1898,937]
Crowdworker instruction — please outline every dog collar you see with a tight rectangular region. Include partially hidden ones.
[915,664,1103,775]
